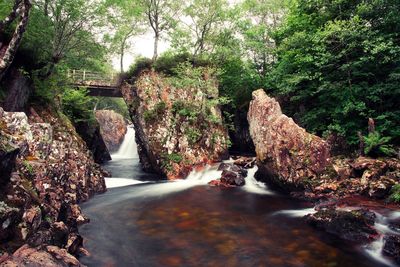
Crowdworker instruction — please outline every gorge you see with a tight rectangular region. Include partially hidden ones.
[1,0,400,266]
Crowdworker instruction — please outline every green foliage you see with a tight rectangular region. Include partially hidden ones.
[61,88,95,125]
[161,152,183,171]
[364,132,396,157]
[389,184,400,203]
[185,128,202,145]
[126,57,153,79]
[270,0,400,148]
[143,101,167,123]
[94,97,130,120]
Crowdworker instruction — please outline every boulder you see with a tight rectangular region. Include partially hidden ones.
[208,163,247,187]
[248,89,331,189]
[383,235,400,264]
[95,110,127,152]
[0,244,81,267]
[121,70,229,179]
[74,121,111,164]
[306,208,378,244]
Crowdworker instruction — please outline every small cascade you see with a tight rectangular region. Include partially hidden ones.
[112,126,138,159]
[243,165,274,195]
[364,212,399,267]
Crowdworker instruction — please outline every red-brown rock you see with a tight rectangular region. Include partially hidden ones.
[248,89,331,189]
[95,110,127,152]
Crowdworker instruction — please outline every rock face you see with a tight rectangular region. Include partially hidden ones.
[95,110,127,152]
[121,69,229,179]
[74,120,111,164]
[248,89,331,189]
[0,106,106,261]
[1,68,32,112]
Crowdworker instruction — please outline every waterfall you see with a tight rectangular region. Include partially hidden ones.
[112,126,139,159]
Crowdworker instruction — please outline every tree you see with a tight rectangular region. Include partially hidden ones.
[0,0,32,81]
[238,0,287,77]
[32,0,105,76]
[270,0,400,147]
[177,0,228,57]
[142,0,182,61]
[101,0,145,72]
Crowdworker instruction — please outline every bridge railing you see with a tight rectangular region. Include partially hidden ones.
[67,69,119,86]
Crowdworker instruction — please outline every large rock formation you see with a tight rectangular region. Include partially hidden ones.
[0,106,106,263]
[95,110,127,152]
[121,69,229,179]
[248,89,331,189]
[74,120,111,164]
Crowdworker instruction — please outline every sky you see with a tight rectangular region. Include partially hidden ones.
[111,31,170,72]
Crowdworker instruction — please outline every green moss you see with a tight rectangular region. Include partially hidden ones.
[143,101,167,123]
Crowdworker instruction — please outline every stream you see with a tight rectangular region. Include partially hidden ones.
[79,127,397,267]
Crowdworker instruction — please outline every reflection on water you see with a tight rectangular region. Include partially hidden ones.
[80,127,393,267]
[80,162,390,267]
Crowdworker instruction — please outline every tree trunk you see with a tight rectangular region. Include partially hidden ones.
[120,44,125,73]
[152,33,159,61]
[44,0,49,16]
[0,0,31,82]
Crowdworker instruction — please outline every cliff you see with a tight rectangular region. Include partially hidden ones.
[0,105,106,265]
[121,68,229,179]
[95,110,127,152]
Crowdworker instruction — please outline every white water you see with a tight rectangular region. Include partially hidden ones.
[111,126,138,159]
[363,212,399,267]
[243,165,274,195]
[272,208,317,217]
[105,126,142,188]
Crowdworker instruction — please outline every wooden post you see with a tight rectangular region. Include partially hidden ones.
[83,69,86,81]
[73,69,76,80]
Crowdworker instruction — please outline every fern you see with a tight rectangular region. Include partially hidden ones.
[364,132,396,157]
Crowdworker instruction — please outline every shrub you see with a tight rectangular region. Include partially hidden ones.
[186,128,202,145]
[126,57,153,80]
[364,132,396,157]
[389,184,400,203]
[61,88,95,124]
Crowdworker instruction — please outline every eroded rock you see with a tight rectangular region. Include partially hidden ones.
[121,69,229,179]
[248,89,331,189]
[95,110,127,152]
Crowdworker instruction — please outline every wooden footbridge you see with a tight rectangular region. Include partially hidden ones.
[68,69,123,97]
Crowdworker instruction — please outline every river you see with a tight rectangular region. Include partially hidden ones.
[79,127,396,267]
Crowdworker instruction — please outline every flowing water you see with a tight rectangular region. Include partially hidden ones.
[80,128,398,267]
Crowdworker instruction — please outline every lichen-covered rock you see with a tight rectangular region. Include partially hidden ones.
[0,106,106,259]
[0,244,81,266]
[248,89,331,189]
[121,69,229,179]
[306,208,378,244]
[95,110,127,152]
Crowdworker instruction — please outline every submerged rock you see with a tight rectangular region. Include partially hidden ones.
[383,235,400,264]
[121,69,229,179]
[306,208,378,244]
[248,89,331,189]
[209,163,247,187]
[95,110,127,152]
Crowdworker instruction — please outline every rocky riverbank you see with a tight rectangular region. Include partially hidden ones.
[247,89,400,264]
[0,106,106,266]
